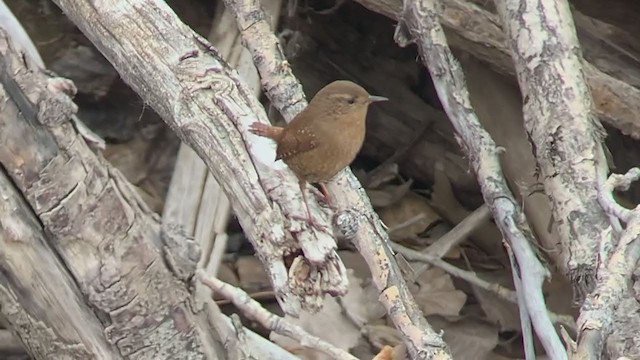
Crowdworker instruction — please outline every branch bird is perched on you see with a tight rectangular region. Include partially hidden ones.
[249,80,388,230]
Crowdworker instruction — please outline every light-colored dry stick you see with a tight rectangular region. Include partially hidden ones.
[221,0,452,357]
[197,271,359,360]
[575,168,640,360]
[494,0,611,301]
[392,241,577,332]
[597,169,640,224]
[51,0,348,316]
[202,291,297,360]
[411,204,491,280]
[206,295,243,359]
[169,0,282,318]
[393,242,516,302]
[0,0,42,67]
[504,241,536,359]
[352,0,640,141]
[394,0,566,358]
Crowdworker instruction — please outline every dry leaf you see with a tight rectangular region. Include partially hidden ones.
[428,162,470,223]
[413,268,466,316]
[366,163,400,188]
[379,192,441,241]
[270,270,369,360]
[372,345,394,360]
[431,316,499,360]
[367,179,413,208]
[103,136,151,184]
[362,324,403,349]
[471,271,521,332]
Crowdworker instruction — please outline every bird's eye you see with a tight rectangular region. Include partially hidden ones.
[347,97,356,105]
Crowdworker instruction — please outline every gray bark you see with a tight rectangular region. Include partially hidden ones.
[0,29,221,359]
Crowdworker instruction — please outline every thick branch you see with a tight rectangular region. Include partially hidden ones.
[575,169,640,359]
[0,30,219,358]
[0,170,120,359]
[395,0,566,358]
[352,0,640,139]
[221,0,452,358]
[50,0,349,315]
[495,0,611,299]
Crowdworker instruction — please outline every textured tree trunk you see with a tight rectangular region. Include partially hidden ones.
[0,29,223,359]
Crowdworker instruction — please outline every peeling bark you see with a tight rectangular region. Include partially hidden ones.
[0,30,221,359]
[49,0,350,315]
[495,0,611,298]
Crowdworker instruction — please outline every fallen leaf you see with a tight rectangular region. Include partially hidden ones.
[430,316,499,360]
[471,271,521,332]
[379,192,441,241]
[236,256,270,293]
[367,179,413,208]
[413,268,466,317]
[362,324,402,349]
[365,163,401,188]
[270,270,369,359]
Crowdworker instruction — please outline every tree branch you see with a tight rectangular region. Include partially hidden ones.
[394,0,566,358]
[352,0,640,140]
[0,29,219,358]
[494,0,611,302]
[219,0,453,358]
[575,168,640,359]
[50,0,349,315]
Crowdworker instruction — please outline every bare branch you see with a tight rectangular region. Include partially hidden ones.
[50,0,349,315]
[353,0,640,140]
[0,170,120,359]
[494,0,611,301]
[0,29,219,357]
[394,0,566,358]
[220,0,453,357]
[198,272,359,360]
[575,168,640,359]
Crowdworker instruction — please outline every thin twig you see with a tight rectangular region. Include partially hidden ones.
[197,271,359,360]
[392,241,576,332]
[221,0,452,357]
[411,204,491,280]
[393,242,516,302]
[504,241,536,359]
[394,0,566,358]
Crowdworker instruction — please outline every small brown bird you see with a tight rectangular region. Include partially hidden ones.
[249,80,387,229]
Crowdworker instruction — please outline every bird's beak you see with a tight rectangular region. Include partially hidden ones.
[368,95,388,103]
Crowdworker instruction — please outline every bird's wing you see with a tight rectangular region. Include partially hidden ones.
[276,127,319,161]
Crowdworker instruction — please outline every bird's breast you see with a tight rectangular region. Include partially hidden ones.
[286,122,366,182]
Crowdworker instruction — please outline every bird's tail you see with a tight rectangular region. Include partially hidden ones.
[248,122,283,141]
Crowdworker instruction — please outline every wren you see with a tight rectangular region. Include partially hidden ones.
[249,80,388,230]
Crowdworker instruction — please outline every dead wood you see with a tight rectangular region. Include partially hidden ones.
[220,0,452,357]
[353,0,640,140]
[0,30,221,358]
[495,0,611,300]
[0,171,120,358]
[50,0,350,316]
[394,0,566,357]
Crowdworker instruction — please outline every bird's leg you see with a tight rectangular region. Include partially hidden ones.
[249,122,284,141]
[293,178,329,232]
[317,182,337,211]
